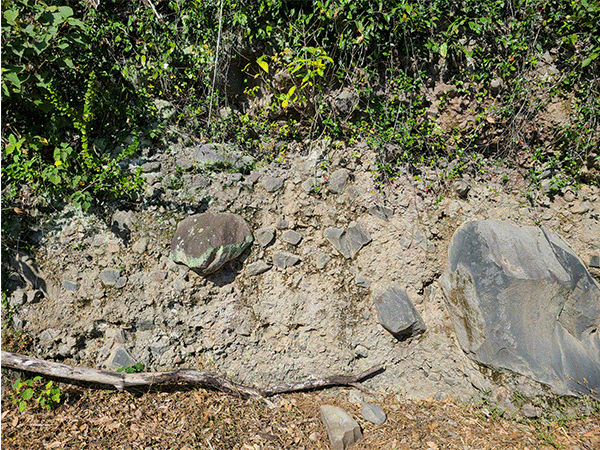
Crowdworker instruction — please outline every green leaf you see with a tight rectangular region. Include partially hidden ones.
[21,388,35,400]
[3,71,22,89]
[63,58,76,70]
[4,9,18,25]
[33,39,50,54]
[257,58,269,74]
[582,52,599,68]
[57,6,74,19]
[440,42,448,58]
[49,173,61,184]
[19,401,27,412]
[67,18,84,28]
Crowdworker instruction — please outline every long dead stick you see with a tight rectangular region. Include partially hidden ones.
[1,351,383,399]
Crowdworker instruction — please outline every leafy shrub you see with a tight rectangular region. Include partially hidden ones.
[10,376,61,412]
[2,0,598,214]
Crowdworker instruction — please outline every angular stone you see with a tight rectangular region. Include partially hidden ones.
[273,252,300,269]
[170,213,253,275]
[324,223,371,259]
[281,230,302,245]
[141,161,161,172]
[368,204,394,221]
[354,344,368,358]
[132,237,148,254]
[374,286,426,339]
[62,280,80,292]
[176,158,193,171]
[149,270,168,282]
[110,346,138,368]
[99,269,121,286]
[328,169,349,194]
[115,277,127,289]
[315,252,330,270]
[246,261,272,277]
[521,404,542,418]
[261,175,284,192]
[454,180,470,199]
[320,405,362,450]
[335,90,359,115]
[301,178,319,193]
[361,402,387,425]
[439,220,600,398]
[256,227,275,247]
[111,210,136,244]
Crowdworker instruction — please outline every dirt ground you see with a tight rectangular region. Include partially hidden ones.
[1,371,599,450]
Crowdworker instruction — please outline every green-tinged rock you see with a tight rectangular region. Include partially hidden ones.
[170,213,253,275]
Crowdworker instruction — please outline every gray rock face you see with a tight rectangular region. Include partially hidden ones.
[440,220,600,398]
[170,213,253,275]
[324,223,372,259]
[320,405,362,450]
[374,286,426,339]
[110,346,138,368]
[62,280,80,292]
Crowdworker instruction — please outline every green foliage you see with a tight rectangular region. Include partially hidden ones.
[1,0,146,210]
[10,376,61,412]
[1,0,598,212]
[116,362,145,374]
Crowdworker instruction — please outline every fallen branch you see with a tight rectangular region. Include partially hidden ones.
[1,351,383,399]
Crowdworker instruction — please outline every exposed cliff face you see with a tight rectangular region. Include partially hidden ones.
[4,140,600,404]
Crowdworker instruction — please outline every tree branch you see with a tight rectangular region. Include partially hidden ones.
[1,351,383,399]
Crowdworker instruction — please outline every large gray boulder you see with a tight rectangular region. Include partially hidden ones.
[440,220,600,398]
[170,213,253,275]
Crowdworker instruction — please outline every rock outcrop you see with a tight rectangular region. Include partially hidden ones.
[440,220,600,398]
[7,137,600,406]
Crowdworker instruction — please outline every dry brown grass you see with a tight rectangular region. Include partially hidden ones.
[2,372,599,450]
